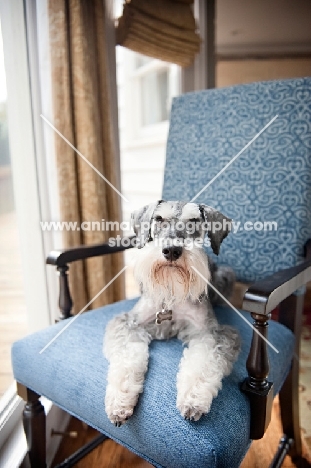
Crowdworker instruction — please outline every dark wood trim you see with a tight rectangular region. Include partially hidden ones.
[241,313,274,439]
[278,293,304,459]
[57,265,73,320]
[304,239,311,260]
[243,258,311,315]
[46,236,135,267]
[17,383,46,468]
[54,434,108,468]
[270,435,294,468]
[217,52,311,61]
[206,0,216,89]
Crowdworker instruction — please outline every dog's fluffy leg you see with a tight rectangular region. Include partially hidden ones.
[103,312,151,426]
[176,324,240,421]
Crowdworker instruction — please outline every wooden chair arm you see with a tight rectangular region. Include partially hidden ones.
[242,258,311,316]
[46,236,135,320]
[46,236,136,267]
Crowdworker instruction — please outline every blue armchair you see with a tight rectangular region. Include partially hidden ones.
[12,78,311,468]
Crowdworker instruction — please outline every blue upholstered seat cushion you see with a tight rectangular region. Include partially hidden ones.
[163,78,311,282]
[12,298,295,468]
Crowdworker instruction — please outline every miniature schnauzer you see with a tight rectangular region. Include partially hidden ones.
[104,200,240,426]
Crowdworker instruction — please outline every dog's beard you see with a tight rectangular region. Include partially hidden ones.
[133,244,210,308]
[151,260,192,306]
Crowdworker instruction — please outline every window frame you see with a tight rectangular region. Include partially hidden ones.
[0,0,59,453]
[0,0,52,331]
[122,50,180,145]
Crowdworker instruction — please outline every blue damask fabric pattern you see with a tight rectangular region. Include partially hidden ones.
[162,78,311,282]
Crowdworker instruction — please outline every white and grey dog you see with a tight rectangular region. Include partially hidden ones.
[104,200,240,426]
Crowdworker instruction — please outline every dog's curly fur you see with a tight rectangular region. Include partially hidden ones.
[103,201,240,426]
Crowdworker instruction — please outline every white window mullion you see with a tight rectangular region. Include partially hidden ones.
[0,2,71,463]
[0,0,51,331]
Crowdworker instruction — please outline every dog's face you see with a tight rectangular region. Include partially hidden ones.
[131,201,231,307]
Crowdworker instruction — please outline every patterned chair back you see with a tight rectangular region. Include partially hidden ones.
[162,78,311,282]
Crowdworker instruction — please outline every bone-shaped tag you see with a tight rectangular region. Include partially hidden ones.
[155,308,172,325]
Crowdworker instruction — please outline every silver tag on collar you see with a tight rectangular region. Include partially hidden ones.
[156,307,173,325]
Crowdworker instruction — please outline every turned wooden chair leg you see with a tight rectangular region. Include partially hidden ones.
[278,293,304,461]
[241,312,274,440]
[17,383,46,468]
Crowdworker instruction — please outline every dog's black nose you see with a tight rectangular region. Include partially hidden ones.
[162,246,182,261]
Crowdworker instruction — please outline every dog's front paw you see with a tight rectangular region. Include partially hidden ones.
[105,388,136,426]
[105,401,134,426]
[177,388,213,422]
[178,403,205,422]
[107,408,134,427]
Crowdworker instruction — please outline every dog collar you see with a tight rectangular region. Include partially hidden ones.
[156,304,173,325]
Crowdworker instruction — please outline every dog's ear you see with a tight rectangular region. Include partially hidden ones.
[131,200,164,248]
[199,204,232,255]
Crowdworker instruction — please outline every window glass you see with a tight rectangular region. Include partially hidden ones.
[0,19,28,398]
[141,68,169,126]
[135,54,152,69]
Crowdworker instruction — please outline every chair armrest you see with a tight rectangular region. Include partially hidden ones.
[242,258,311,316]
[242,240,311,440]
[46,236,135,267]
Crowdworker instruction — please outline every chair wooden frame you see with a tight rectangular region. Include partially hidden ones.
[17,238,311,468]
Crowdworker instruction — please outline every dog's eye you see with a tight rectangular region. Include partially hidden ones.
[154,216,163,222]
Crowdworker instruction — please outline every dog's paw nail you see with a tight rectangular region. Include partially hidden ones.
[107,406,134,426]
[182,409,192,421]
[113,415,127,427]
[179,404,204,422]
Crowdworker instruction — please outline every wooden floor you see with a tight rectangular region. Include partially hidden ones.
[52,397,311,468]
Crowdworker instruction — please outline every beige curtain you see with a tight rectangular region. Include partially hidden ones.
[49,0,125,313]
